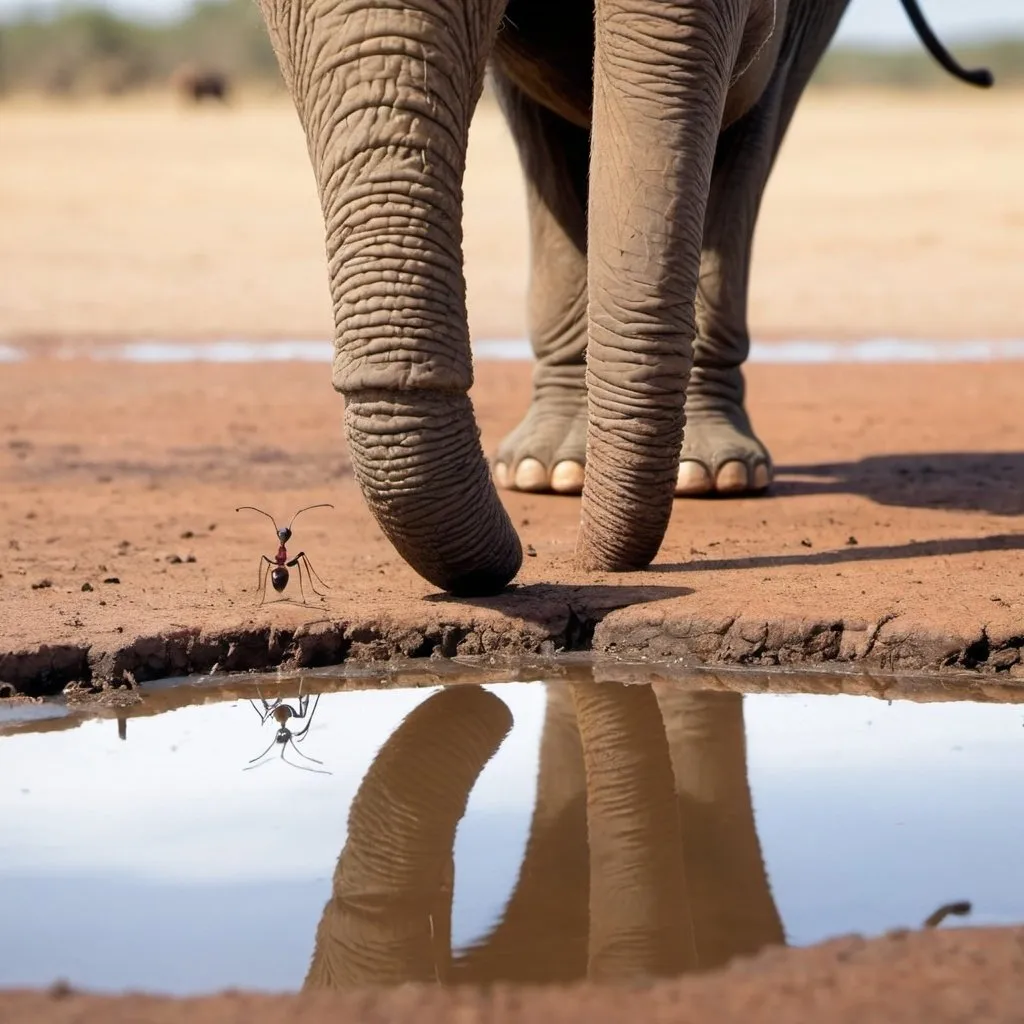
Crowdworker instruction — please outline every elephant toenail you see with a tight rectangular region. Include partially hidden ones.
[752,463,771,490]
[676,461,713,495]
[514,458,550,492]
[550,461,585,494]
[494,462,510,489]
[715,461,749,492]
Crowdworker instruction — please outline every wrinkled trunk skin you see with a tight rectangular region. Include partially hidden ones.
[258,0,521,595]
[304,686,511,988]
[571,682,697,981]
[579,0,750,570]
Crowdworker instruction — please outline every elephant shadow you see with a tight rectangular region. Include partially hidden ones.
[773,452,1024,516]
[303,681,784,989]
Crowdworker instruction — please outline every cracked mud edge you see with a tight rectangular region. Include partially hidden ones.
[2,604,1024,699]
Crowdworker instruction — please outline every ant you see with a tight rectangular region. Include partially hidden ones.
[245,681,330,775]
[236,503,333,606]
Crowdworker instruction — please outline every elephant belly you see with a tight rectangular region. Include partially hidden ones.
[493,0,787,133]
[492,0,595,128]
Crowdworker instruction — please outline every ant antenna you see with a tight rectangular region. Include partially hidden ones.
[236,505,281,533]
[286,503,335,530]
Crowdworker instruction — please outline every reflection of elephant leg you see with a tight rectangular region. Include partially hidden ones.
[572,682,697,981]
[656,688,784,970]
[304,686,512,989]
[453,683,590,983]
[679,0,850,497]
[490,69,590,496]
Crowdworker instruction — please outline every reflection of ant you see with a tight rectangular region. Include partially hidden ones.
[235,503,333,606]
[245,682,331,775]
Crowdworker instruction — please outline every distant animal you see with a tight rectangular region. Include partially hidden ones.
[169,64,230,103]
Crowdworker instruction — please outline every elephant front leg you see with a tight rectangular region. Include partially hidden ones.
[677,91,780,497]
[491,72,590,496]
[678,0,850,497]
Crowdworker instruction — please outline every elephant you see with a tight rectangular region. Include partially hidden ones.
[303,681,784,987]
[169,64,231,103]
[254,0,992,595]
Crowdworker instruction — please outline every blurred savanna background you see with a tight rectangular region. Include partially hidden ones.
[0,0,1022,343]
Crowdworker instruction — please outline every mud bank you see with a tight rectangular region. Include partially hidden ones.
[4,928,1024,1024]
[3,602,1024,700]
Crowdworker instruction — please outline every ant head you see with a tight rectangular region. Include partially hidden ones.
[277,527,292,544]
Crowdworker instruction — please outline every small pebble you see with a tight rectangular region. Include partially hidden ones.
[103,577,120,585]
[166,554,183,564]
[846,535,859,546]
[526,544,537,557]
[800,538,813,548]
[81,582,94,592]
[181,530,194,539]
[186,554,197,563]
[31,578,53,590]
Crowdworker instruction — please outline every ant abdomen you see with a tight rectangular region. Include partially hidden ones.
[271,566,289,592]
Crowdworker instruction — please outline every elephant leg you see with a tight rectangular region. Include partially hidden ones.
[452,684,591,983]
[677,0,851,497]
[490,70,590,497]
[572,681,696,981]
[655,688,784,970]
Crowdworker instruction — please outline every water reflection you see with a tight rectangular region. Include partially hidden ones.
[3,676,1012,995]
[303,684,780,988]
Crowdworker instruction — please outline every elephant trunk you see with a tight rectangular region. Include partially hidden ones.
[578,0,750,570]
[259,0,520,595]
[304,686,512,989]
[571,682,697,981]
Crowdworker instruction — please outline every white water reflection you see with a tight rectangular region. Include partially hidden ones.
[5,337,1024,365]
[0,685,1022,994]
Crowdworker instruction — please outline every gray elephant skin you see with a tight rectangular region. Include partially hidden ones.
[253,0,991,596]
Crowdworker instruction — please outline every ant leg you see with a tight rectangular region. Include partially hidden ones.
[257,555,274,607]
[281,745,332,775]
[244,735,278,767]
[292,693,321,742]
[288,552,328,598]
[286,735,326,767]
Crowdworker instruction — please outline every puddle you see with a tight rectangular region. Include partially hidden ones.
[5,337,1024,365]
[1,671,1022,996]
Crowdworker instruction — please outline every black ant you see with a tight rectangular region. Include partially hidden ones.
[236,503,333,606]
[245,682,330,775]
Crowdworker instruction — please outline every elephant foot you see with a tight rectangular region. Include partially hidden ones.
[493,389,587,495]
[676,403,772,496]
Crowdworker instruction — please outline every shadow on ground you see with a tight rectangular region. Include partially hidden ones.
[426,584,694,645]
[651,533,1024,574]
[774,452,1024,515]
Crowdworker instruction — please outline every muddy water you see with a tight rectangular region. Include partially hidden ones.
[1,672,1022,996]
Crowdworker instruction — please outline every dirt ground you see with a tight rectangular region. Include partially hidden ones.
[1,87,1024,1018]
[2,89,1023,342]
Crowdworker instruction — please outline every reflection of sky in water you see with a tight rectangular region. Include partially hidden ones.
[0,686,1022,994]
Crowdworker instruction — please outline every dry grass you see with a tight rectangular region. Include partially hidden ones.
[1,88,1021,342]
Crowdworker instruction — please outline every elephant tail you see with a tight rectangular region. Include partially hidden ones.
[897,0,994,88]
